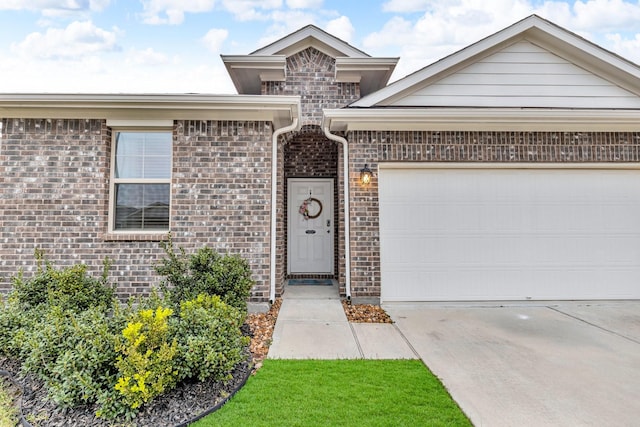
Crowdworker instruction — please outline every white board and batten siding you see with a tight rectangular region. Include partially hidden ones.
[392,41,640,108]
[379,166,640,302]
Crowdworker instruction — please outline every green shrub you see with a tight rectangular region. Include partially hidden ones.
[10,249,114,312]
[19,305,123,408]
[1,250,252,422]
[156,236,254,315]
[0,298,42,358]
[112,306,179,413]
[172,294,249,382]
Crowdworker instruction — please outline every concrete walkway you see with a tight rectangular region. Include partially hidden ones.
[268,283,417,359]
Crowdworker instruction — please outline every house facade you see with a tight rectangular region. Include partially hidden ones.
[2,15,640,304]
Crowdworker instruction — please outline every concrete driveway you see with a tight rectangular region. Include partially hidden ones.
[384,301,640,427]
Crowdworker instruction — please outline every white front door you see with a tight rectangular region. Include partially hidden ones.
[288,178,334,274]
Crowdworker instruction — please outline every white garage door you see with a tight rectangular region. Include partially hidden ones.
[379,167,640,302]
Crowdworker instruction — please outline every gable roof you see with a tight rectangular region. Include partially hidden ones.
[251,25,370,58]
[221,25,398,96]
[350,14,640,108]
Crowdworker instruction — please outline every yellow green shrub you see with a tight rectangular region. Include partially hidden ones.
[113,306,178,411]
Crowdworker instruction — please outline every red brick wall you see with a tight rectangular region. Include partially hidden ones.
[0,118,274,301]
[347,130,640,298]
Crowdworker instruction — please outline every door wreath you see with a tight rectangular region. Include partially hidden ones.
[299,197,323,220]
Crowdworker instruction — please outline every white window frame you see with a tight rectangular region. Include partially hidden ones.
[108,121,173,234]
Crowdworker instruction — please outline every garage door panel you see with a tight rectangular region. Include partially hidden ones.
[379,168,640,302]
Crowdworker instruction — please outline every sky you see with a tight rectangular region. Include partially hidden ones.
[0,0,639,94]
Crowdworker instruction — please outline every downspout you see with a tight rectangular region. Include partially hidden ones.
[322,125,351,301]
[269,117,299,304]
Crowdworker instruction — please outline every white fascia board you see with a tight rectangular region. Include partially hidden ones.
[335,57,399,71]
[335,57,399,79]
[221,55,286,66]
[0,93,301,127]
[323,108,640,132]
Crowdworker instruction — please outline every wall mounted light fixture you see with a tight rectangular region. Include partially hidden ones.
[360,164,372,185]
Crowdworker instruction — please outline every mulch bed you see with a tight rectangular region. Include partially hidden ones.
[246,298,282,373]
[0,297,392,426]
[341,300,393,323]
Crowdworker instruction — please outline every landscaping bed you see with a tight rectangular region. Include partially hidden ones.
[1,295,393,426]
[0,241,393,427]
[1,355,250,427]
[0,299,282,427]
[0,240,282,426]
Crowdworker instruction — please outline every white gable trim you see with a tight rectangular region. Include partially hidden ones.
[352,15,640,107]
[251,25,369,58]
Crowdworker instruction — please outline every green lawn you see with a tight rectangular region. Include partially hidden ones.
[194,359,471,427]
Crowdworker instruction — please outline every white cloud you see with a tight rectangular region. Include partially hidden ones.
[286,0,323,8]
[0,0,109,13]
[572,0,640,32]
[10,20,119,60]
[256,10,318,46]
[140,0,217,25]
[220,0,282,21]
[325,16,354,43]
[362,16,413,49]
[0,50,236,93]
[126,47,170,66]
[202,28,229,53]
[140,0,286,24]
[363,0,640,82]
[605,33,640,64]
[381,0,432,13]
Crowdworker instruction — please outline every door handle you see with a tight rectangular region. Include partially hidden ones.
[305,230,316,234]
[326,220,330,227]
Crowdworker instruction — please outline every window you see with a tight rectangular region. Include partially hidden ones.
[110,131,172,231]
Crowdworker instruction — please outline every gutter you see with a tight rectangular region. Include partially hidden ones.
[269,117,299,304]
[322,107,640,132]
[322,125,352,301]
